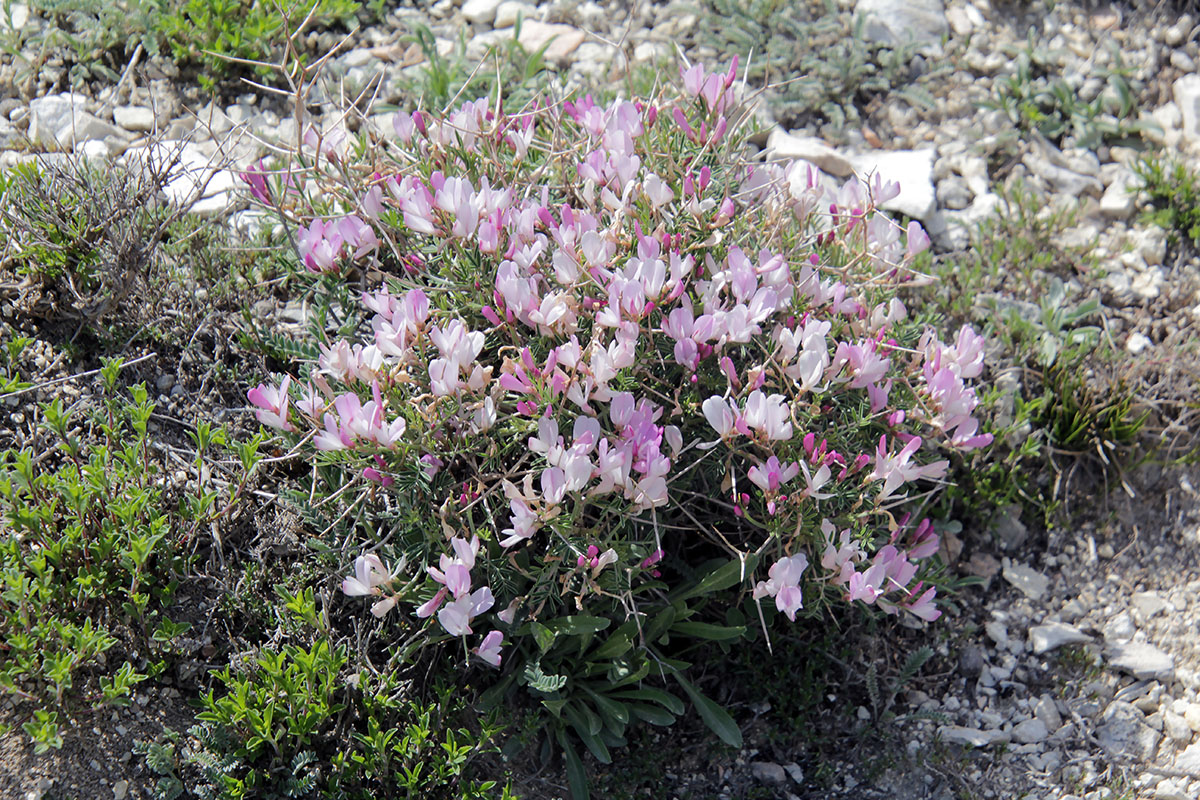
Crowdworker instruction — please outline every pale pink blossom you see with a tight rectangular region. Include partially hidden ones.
[752,554,809,621]
[475,630,504,666]
[247,376,295,432]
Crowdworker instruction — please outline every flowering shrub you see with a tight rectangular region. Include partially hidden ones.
[245,59,991,793]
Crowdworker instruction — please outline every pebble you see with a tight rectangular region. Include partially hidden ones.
[1126,332,1152,355]
[1003,562,1051,601]
[1103,611,1136,642]
[1184,704,1200,732]
[1177,741,1200,777]
[768,129,854,176]
[1132,591,1169,620]
[939,725,1011,748]
[848,148,938,220]
[856,0,950,46]
[463,0,503,24]
[516,20,585,64]
[494,1,535,27]
[1035,695,1063,733]
[1013,718,1049,744]
[750,762,787,785]
[1108,641,1177,682]
[1029,621,1092,654]
[1097,701,1162,761]
[112,106,156,132]
[1164,710,1193,743]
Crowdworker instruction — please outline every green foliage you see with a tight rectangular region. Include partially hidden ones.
[246,59,997,800]
[0,378,187,745]
[702,0,940,134]
[3,0,363,93]
[135,734,187,800]
[0,155,185,325]
[1,0,166,89]
[917,181,1147,527]
[156,0,361,90]
[982,36,1155,149]
[0,332,33,396]
[470,558,757,799]
[1134,153,1200,250]
[198,639,350,761]
[190,639,512,797]
[399,20,556,112]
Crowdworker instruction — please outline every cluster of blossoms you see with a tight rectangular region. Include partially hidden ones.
[244,59,993,670]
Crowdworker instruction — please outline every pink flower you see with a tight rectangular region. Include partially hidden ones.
[247,375,295,432]
[904,585,941,621]
[496,598,520,624]
[240,159,271,204]
[747,456,800,494]
[752,554,809,622]
[475,630,504,667]
[742,391,792,441]
[437,586,495,637]
[341,554,391,596]
[702,396,735,438]
[341,554,404,618]
[906,220,931,259]
[868,435,948,502]
[297,219,345,274]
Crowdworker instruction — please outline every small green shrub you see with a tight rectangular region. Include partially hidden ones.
[4,0,365,93]
[239,59,997,800]
[1134,153,1200,250]
[0,356,264,752]
[702,0,939,135]
[914,182,1147,527]
[184,591,513,799]
[0,367,176,750]
[156,0,362,90]
[1,0,166,90]
[0,156,181,325]
[982,36,1154,150]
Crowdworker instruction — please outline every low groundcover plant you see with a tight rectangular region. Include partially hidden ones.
[243,59,993,795]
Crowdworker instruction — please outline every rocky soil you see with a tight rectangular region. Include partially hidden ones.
[2,0,1200,798]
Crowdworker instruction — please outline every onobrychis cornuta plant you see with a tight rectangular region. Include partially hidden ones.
[243,57,991,745]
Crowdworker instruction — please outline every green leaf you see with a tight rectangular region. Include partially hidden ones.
[541,615,611,635]
[557,729,590,800]
[671,554,758,604]
[670,621,746,641]
[586,690,630,728]
[589,630,632,661]
[531,621,557,653]
[628,703,675,726]
[609,687,685,715]
[565,703,611,764]
[673,673,742,748]
[643,605,677,644]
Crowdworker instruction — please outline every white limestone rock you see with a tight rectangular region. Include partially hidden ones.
[1174,75,1200,141]
[766,129,853,177]
[857,0,949,46]
[1002,561,1050,601]
[1107,641,1176,682]
[848,148,938,220]
[938,726,1010,747]
[517,20,586,65]
[463,0,503,24]
[113,106,157,133]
